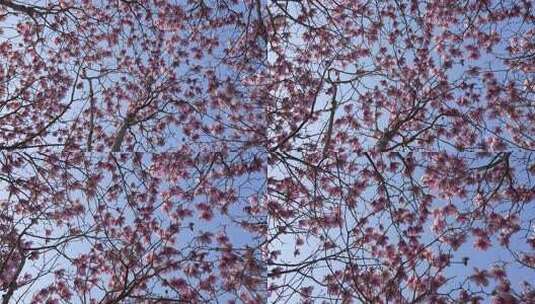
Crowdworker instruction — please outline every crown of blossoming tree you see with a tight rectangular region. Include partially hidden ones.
[0,0,266,303]
[1,0,535,304]
[263,0,535,303]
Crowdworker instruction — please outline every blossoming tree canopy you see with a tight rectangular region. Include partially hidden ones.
[2,0,535,303]
[0,0,265,152]
[265,0,535,303]
[266,0,535,153]
[0,152,266,303]
[268,152,535,303]
[0,0,267,303]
